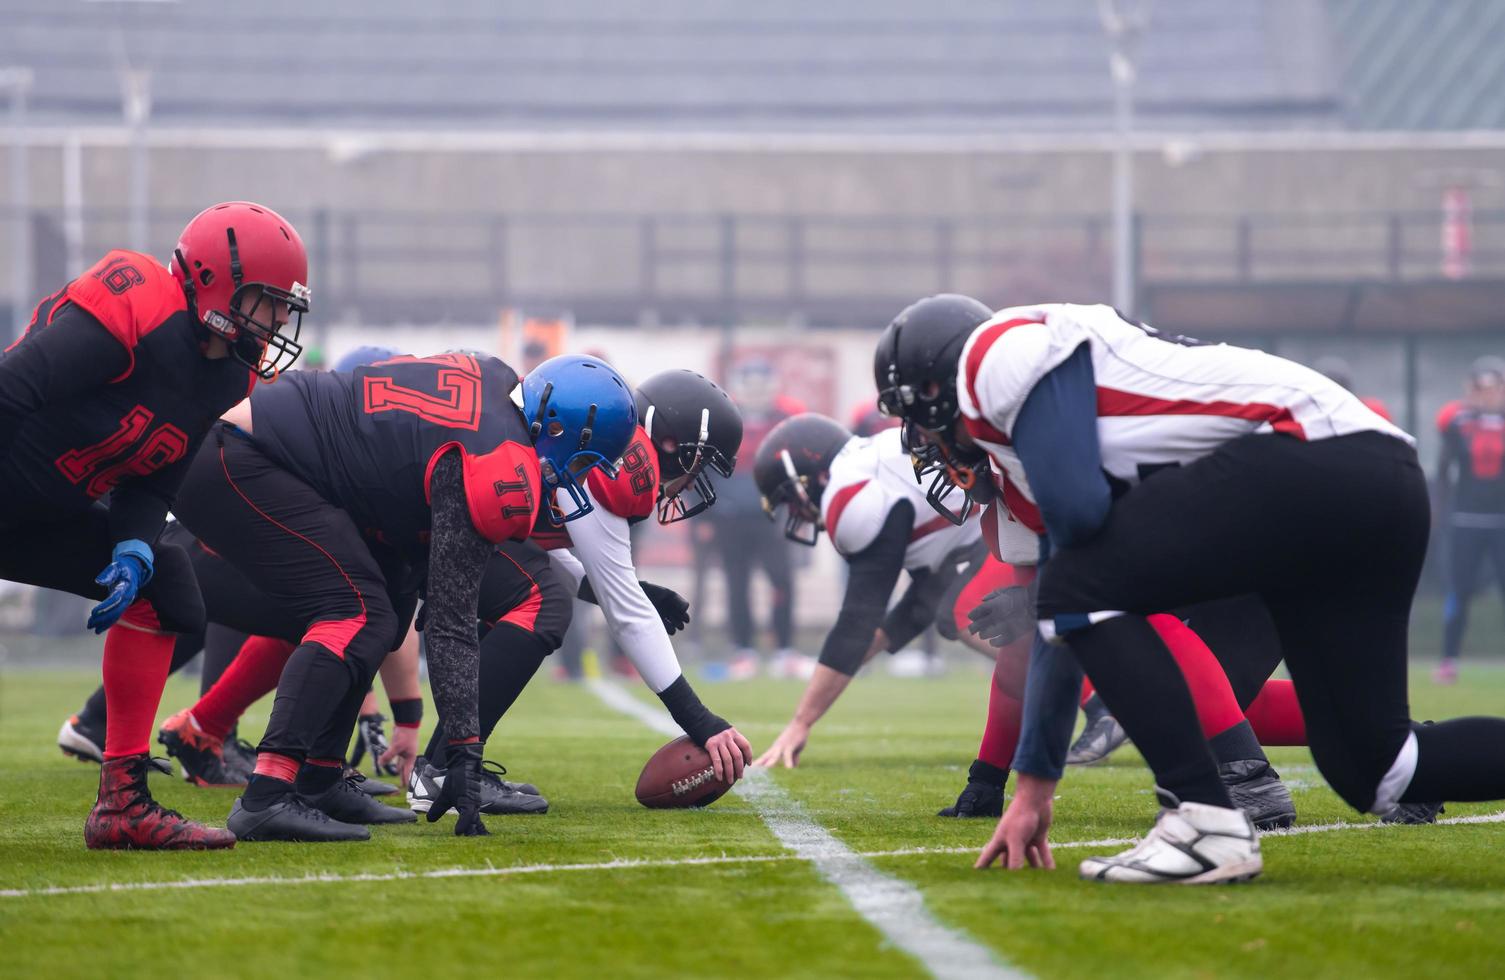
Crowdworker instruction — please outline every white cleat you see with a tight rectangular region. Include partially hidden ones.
[1080,790,1262,885]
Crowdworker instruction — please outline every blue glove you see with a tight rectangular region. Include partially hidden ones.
[88,539,154,634]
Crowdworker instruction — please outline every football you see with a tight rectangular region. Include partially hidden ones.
[634,735,732,809]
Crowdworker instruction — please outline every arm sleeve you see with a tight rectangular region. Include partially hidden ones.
[819,501,913,675]
[108,434,203,547]
[1011,629,1085,780]
[0,305,130,451]
[423,451,497,743]
[880,564,956,652]
[1010,342,1113,549]
[564,484,684,694]
[548,547,586,588]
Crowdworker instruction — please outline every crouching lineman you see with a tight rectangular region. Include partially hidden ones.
[749,412,1301,830]
[413,369,754,806]
[876,294,1497,883]
[0,202,308,849]
[170,351,636,841]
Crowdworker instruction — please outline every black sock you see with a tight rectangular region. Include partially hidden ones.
[968,759,1008,788]
[78,685,109,730]
[241,774,293,811]
[424,722,448,769]
[1065,616,1233,809]
[1404,717,1505,802]
[1208,720,1267,766]
[1082,692,1109,724]
[295,763,343,796]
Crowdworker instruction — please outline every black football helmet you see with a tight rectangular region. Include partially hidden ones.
[635,369,743,524]
[754,413,853,546]
[875,294,995,524]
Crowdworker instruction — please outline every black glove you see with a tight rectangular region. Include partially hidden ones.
[426,742,490,837]
[965,579,1039,648]
[639,581,691,634]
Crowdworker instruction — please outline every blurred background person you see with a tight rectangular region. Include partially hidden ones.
[1435,356,1505,684]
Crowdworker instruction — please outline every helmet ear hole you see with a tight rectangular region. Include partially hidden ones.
[547,420,565,437]
[199,269,214,287]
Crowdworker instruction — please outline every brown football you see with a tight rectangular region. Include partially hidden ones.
[635,735,732,809]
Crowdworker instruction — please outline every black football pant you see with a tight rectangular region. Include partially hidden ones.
[0,501,205,635]
[1039,431,1505,814]
[174,425,416,766]
[425,540,574,767]
[1442,524,1505,662]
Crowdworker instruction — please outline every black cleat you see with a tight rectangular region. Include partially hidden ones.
[1381,801,1445,825]
[483,760,540,798]
[157,710,246,787]
[1219,759,1297,831]
[344,766,400,796]
[59,715,171,774]
[227,796,371,842]
[1067,712,1129,766]
[301,772,417,825]
[410,758,548,816]
[222,734,258,784]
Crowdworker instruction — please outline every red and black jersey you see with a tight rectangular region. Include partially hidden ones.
[0,250,253,540]
[1438,401,1505,517]
[530,425,658,548]
[247,353,541,558]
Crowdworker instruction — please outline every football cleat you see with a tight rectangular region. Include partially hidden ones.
[772,648,817,680]
[409,757,549,816]
[1066,712,1129,766]
[1079,790,1261,885]
[222,733,258,783]
[937,780,1005,818]
[1432,660,1459,686]
[1219,759,1297,831]
[59,715,172,773]
[300,772,417,825]
[483,760,541,798]
[84,755,236,850]
[1381,801,1445,825]
[227,796,371,843]
[345,766,400,796]
[157,709,246,788]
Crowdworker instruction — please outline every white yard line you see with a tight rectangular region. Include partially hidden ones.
[3,806,1502,902]
[585,679,1023,980]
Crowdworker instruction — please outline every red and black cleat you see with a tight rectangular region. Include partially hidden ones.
[84,755,236,850]
[158,709,246,788]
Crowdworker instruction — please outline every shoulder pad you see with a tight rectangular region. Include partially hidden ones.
[824,478,901,556]
[980,501,1041,565]
[66,251,187,380]
[1436,400,1464,433]
[585,426,658,520]
[428,441,541,544]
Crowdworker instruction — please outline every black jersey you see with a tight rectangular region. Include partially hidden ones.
[1438,402,1505,519]
[0,250,253,539]
[248,352,541,558]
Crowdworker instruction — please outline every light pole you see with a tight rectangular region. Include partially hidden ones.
[2,67,33,342]
[1099,0,1147,317]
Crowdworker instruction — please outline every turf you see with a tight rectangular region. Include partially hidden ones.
[2,662,1504,978]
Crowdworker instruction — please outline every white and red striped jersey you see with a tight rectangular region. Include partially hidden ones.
[955,304,1411,503]
[820,427,980,572]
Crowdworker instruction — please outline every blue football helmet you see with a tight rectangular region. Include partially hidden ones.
[521,354,637,524]
[334,345,401,372]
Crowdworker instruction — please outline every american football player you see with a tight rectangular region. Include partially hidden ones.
[0,202,308,850]
[876,294,1495,883]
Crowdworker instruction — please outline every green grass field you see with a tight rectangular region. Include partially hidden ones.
[2,661,1504,979]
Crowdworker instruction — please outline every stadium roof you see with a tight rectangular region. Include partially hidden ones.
[0,0,1497,133]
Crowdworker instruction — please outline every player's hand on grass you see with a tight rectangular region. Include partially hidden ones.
[753,722,810,769]
[976,773,1056,871]
[704,725,751,784]
[380,724,419,787]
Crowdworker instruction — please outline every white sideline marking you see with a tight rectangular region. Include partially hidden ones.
[585,679,1026,980]
[3,810,1503,902]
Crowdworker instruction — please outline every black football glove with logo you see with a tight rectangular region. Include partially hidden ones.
[966,578,1040,648]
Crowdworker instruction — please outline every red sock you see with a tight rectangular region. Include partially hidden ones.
[102,602,175,759]
[977,668,1024,771]
[191,635,295,741]
[253,752,299,783]
[1245,679,1307,745]
[1147,613,1246,739]
[1080,679,1095,706]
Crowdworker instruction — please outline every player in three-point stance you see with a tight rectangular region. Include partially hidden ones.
[875,295,1502,883]
[0,201,309,849]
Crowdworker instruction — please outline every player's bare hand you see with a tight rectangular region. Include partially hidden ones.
[753,722,809,769]
[705,726,751,784]
[976,773,1056,871]
[379,724,419,787]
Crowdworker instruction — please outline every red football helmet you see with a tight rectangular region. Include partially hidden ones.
[171,202,310,380]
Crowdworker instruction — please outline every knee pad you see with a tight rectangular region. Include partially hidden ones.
[140,544,206,634]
